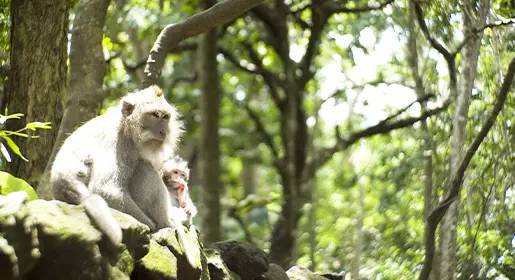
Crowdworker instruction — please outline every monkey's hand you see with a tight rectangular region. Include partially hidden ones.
[184,206,192,216]
[177,187,187,208]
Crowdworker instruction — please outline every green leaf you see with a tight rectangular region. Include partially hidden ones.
[26,122,52,130]
[0,171,38,200]
[3,131,30,138]
[5,113,24,120]
[1,136,28,162]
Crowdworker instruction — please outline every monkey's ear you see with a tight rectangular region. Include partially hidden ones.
[121,99,135,117]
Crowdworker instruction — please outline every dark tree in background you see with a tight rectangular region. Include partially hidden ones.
[5,0,69,187]
[198,0,223,244]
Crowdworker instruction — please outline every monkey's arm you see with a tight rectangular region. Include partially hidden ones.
[119,194,157,231]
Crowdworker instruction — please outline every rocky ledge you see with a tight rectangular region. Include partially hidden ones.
[0,191,343,280]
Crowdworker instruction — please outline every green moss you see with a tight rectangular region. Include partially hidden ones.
[26,200,101,243]
[140,240,177,277]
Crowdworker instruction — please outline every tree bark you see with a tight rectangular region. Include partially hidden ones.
[6,0,69,188]
[198,0,223,245]
[439,1,490,279]
[37,0,111,199]
[143,0,264,86]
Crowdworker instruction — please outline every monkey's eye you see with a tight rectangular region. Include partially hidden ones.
[180,174,187,180]
[163,114,171,120]
[173,170,179,174]
[151,112,160,118]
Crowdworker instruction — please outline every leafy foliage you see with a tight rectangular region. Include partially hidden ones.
[0,112,51,163]
[0,171,38,200]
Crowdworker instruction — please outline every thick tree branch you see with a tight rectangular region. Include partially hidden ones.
[298,3,328,88]
[126,42,198,72]
[250,3,290,61]
[418,57,515,280]
[143,0,265,86]
[303,98,451,181]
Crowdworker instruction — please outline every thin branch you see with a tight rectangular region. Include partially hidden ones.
[412,0,453,62]
[143,0,265,86]
[235,100,280,161]
[289,3,311,29]
[329,0,395,14]
[303,97,451,182]
[241,42,284,108]
[418,57,515,280]
[481,18,515,29]
[228,206,256,245]
[219,47,259,74]
[169,73,198,88]
[412,0,458,95]
[454,18,515,55]
[220,45,285,110]
[380,93,436,123]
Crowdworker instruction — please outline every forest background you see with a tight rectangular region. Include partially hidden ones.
[0,0,514,279]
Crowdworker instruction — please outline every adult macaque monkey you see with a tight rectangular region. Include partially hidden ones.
[161,156,198,223]
[50,86,182,246]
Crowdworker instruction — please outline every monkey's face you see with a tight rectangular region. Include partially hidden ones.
[140,109,171,143]
[162,168,188,190]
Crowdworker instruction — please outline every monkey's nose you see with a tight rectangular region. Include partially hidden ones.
[160,130,166,136]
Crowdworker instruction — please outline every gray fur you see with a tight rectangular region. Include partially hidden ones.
[51,86,182,246]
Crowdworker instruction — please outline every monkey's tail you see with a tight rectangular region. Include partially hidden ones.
[82,194,123,246]
[171,215,197,268]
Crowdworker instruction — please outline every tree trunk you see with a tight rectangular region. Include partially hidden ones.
[198,0,222,245]
[439,0,490,279]
[37,0,111,199]
[6,0,69,187]
[269,75,307,267]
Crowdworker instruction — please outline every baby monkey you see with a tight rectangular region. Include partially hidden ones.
[161,156,197,225]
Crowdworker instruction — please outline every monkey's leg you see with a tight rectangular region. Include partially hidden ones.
[120,194,157,231]
[53,173,123,245]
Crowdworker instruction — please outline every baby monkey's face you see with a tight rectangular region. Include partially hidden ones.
[162,168,188,190]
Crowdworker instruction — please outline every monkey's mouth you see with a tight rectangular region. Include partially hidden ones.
[165,180,180,189]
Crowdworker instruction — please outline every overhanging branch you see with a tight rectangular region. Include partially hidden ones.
[418,57,515,280]
[143,0,265,86]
